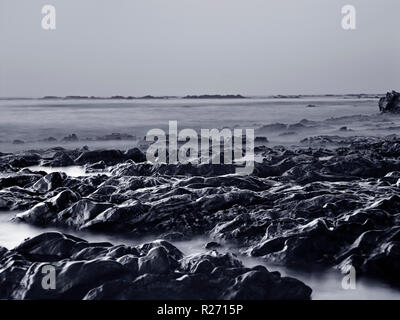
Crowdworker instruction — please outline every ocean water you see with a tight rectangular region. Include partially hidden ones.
[0,97,381,152]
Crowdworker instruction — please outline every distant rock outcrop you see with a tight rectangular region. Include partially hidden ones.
[183,94,245,99]
[379,91,400,113]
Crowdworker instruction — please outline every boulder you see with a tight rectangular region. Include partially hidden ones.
[379,91,400,113]
[75,150,124,165]
[31,172,66,193]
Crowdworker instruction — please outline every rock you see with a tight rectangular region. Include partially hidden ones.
[0,173,42,189]
[1,232,312,300]
[3,138,400,292]
[86,161,106,171]
[45,152,75,167]
[193,259,214,274]
[116,255,139,273]
[223,269,312,300]
[9,154,41,168]
[75,150,124,165]
[13,259,130,300]
[62,134,79,142]
[14,232,88,261]
[97,133,135,141]
[31,172,66,193]
[379,91,400,113]
[205,242,221,250]
[138,246,176,275]
[57,199,114,228]
[255,137,269,144]
[124,148,146,163]
[43,137,57,142]
[16,189,80,225]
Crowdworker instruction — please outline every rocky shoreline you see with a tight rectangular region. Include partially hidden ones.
[0,232,311,300]
[1,129,400,299]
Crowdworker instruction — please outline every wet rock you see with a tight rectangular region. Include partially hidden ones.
[16,189,80,225]
[138,246,176,275]
[9,154,41,168]
[31,172,66,193]
[0,173,42,189]
[97,133,135,141]
[124,148,146,163]
[75,150,124,165]
[13,259,130,300]
[116,255,139,273]
[0,233,312,300]
[57,199,114,228]
[62,134,79,142]
[223,268,312,300]
[14,232,88,261]
[379,91,400,113]
[255,137,268,144]
[86,161,107,171]
[44,152,75,167]
[205,242,221,250]
[43,137,57,142]
[3,139,400,291]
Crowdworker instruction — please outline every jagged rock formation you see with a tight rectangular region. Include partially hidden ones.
[0,232,311,300]
[379,91,400,113]
[1,135,400,298]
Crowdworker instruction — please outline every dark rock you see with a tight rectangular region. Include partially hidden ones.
[138,246,176,275]
[75,150,124,165]
[62,134,79,142]
[124,148,146,163]
[223,269,312,300]
[0,232,312,300]
[31,172,66,193]
[86,161,107,171]
[379,91,400,113]
[9,154,41,168]
[45,152,75,167]
[205,242,221,250]
[0,173,42,189]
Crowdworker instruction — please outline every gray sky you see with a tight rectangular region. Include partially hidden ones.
[0,0,399,97]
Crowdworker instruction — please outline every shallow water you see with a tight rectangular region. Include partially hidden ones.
[1,212,399,300]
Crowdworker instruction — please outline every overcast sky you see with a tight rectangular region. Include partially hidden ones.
[0,0,399,97]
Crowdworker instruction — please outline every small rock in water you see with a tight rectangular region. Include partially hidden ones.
[205,242,221,249]
[379,90,400,113]
[62,134,79,142]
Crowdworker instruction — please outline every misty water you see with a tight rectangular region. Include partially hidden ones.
[0,97,384,152]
